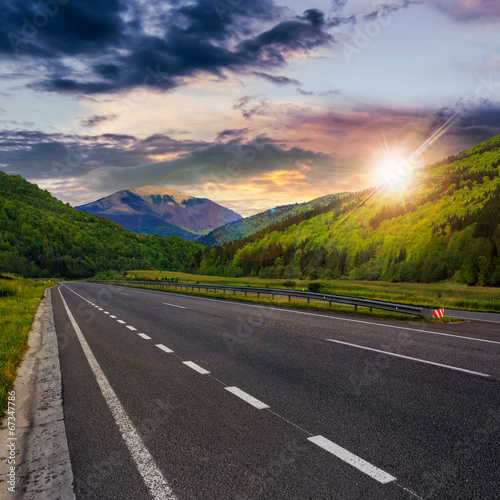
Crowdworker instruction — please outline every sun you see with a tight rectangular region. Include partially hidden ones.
[376,156,413,190]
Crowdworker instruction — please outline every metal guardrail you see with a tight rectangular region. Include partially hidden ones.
[95,280,444,318]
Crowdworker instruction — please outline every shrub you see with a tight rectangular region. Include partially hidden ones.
[0,282,18,297]
[283,280,296,288]
[307,281,324,293]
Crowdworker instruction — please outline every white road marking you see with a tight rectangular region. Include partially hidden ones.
[146,293,500,345]
[58,287,177,500]
[98,308,103,311]
[120,292,129,296]
[225,387,269,409]
[447,314,500,324]
[126,325,137,331]
[182,361,210,374]
[326,339,491,378]
[110,315,117,319]
[138,333,151,340]
[162,302,187,309]
[104,312,110,315]
[117,320,126,324]
[308,436,396,484]
[156,344,174,353]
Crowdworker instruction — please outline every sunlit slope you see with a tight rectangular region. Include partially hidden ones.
[198,193,345,246]
[231,135,500,284]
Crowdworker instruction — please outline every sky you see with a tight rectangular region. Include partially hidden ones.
[0,0,499,216]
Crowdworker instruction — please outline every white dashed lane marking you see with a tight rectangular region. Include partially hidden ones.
[156,344,174,353]
[126,325,137,331]
[163,303,187,309]
[182,361,210,375]
[308,436,396,484]
[117,320,126,324]
[225,387,269,410]
[58,286,177,499]
[138,333,152,340]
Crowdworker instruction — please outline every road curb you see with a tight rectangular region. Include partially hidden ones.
[0,287,75,500]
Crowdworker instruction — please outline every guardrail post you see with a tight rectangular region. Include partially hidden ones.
[245,291,247,297]
[354,305,357,312]
[288,295,291,302]
[257,292,260,298]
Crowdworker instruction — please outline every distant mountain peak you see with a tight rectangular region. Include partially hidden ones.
[76,185,241,239]
[128,186,196,205]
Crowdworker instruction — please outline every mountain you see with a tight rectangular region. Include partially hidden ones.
[75,186,242,240]
[194,135,500,285]
[0,173,202,279]
[198,193,346,246]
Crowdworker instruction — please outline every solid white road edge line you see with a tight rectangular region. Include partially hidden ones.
[182,361,210,374]
[162,302,187,309]
[156,344,174,353]
[138,333,151,340]
[326,339,491,378]
[308,435,396,484]
[225,387,269,409]
[133,288,500,346]
[58,287,177,500]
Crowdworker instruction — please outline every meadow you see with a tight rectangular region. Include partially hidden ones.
[0,276,53,422]
[126,270,500,312]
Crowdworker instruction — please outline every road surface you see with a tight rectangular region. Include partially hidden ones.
[51,283,500,499]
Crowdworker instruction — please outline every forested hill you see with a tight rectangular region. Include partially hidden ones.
[196,135,500,284]
[198,193,345,246]
[0,172,202,278]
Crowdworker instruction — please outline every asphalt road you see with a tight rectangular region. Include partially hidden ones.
[52,283,500,499]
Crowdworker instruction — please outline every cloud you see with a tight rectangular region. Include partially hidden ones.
[427,0,500,22]
[215,128,251,141]
[1,0,338,95]
[251,72,301,85]
[80,114,117,128]
[296,88,341,97]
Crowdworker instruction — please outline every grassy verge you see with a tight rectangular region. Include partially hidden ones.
[111,282,464,323]
[125,270,500,313]
[0,275,54,423]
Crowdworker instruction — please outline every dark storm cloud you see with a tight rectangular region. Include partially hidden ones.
[94,138,337,192]
[0,129,208,179]
[1,0,336,95]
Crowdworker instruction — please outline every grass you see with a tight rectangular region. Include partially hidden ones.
[125,270,500,313]
[113,281,464,323]
[0,276,54,423]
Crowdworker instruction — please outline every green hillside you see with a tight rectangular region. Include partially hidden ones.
[0,172,202,279]
[198,193,345,246]
[194,135,500,284]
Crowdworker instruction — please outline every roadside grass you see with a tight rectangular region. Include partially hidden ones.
[113,281,464,323]
[0,276,53,423]
[125,270,500,313]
